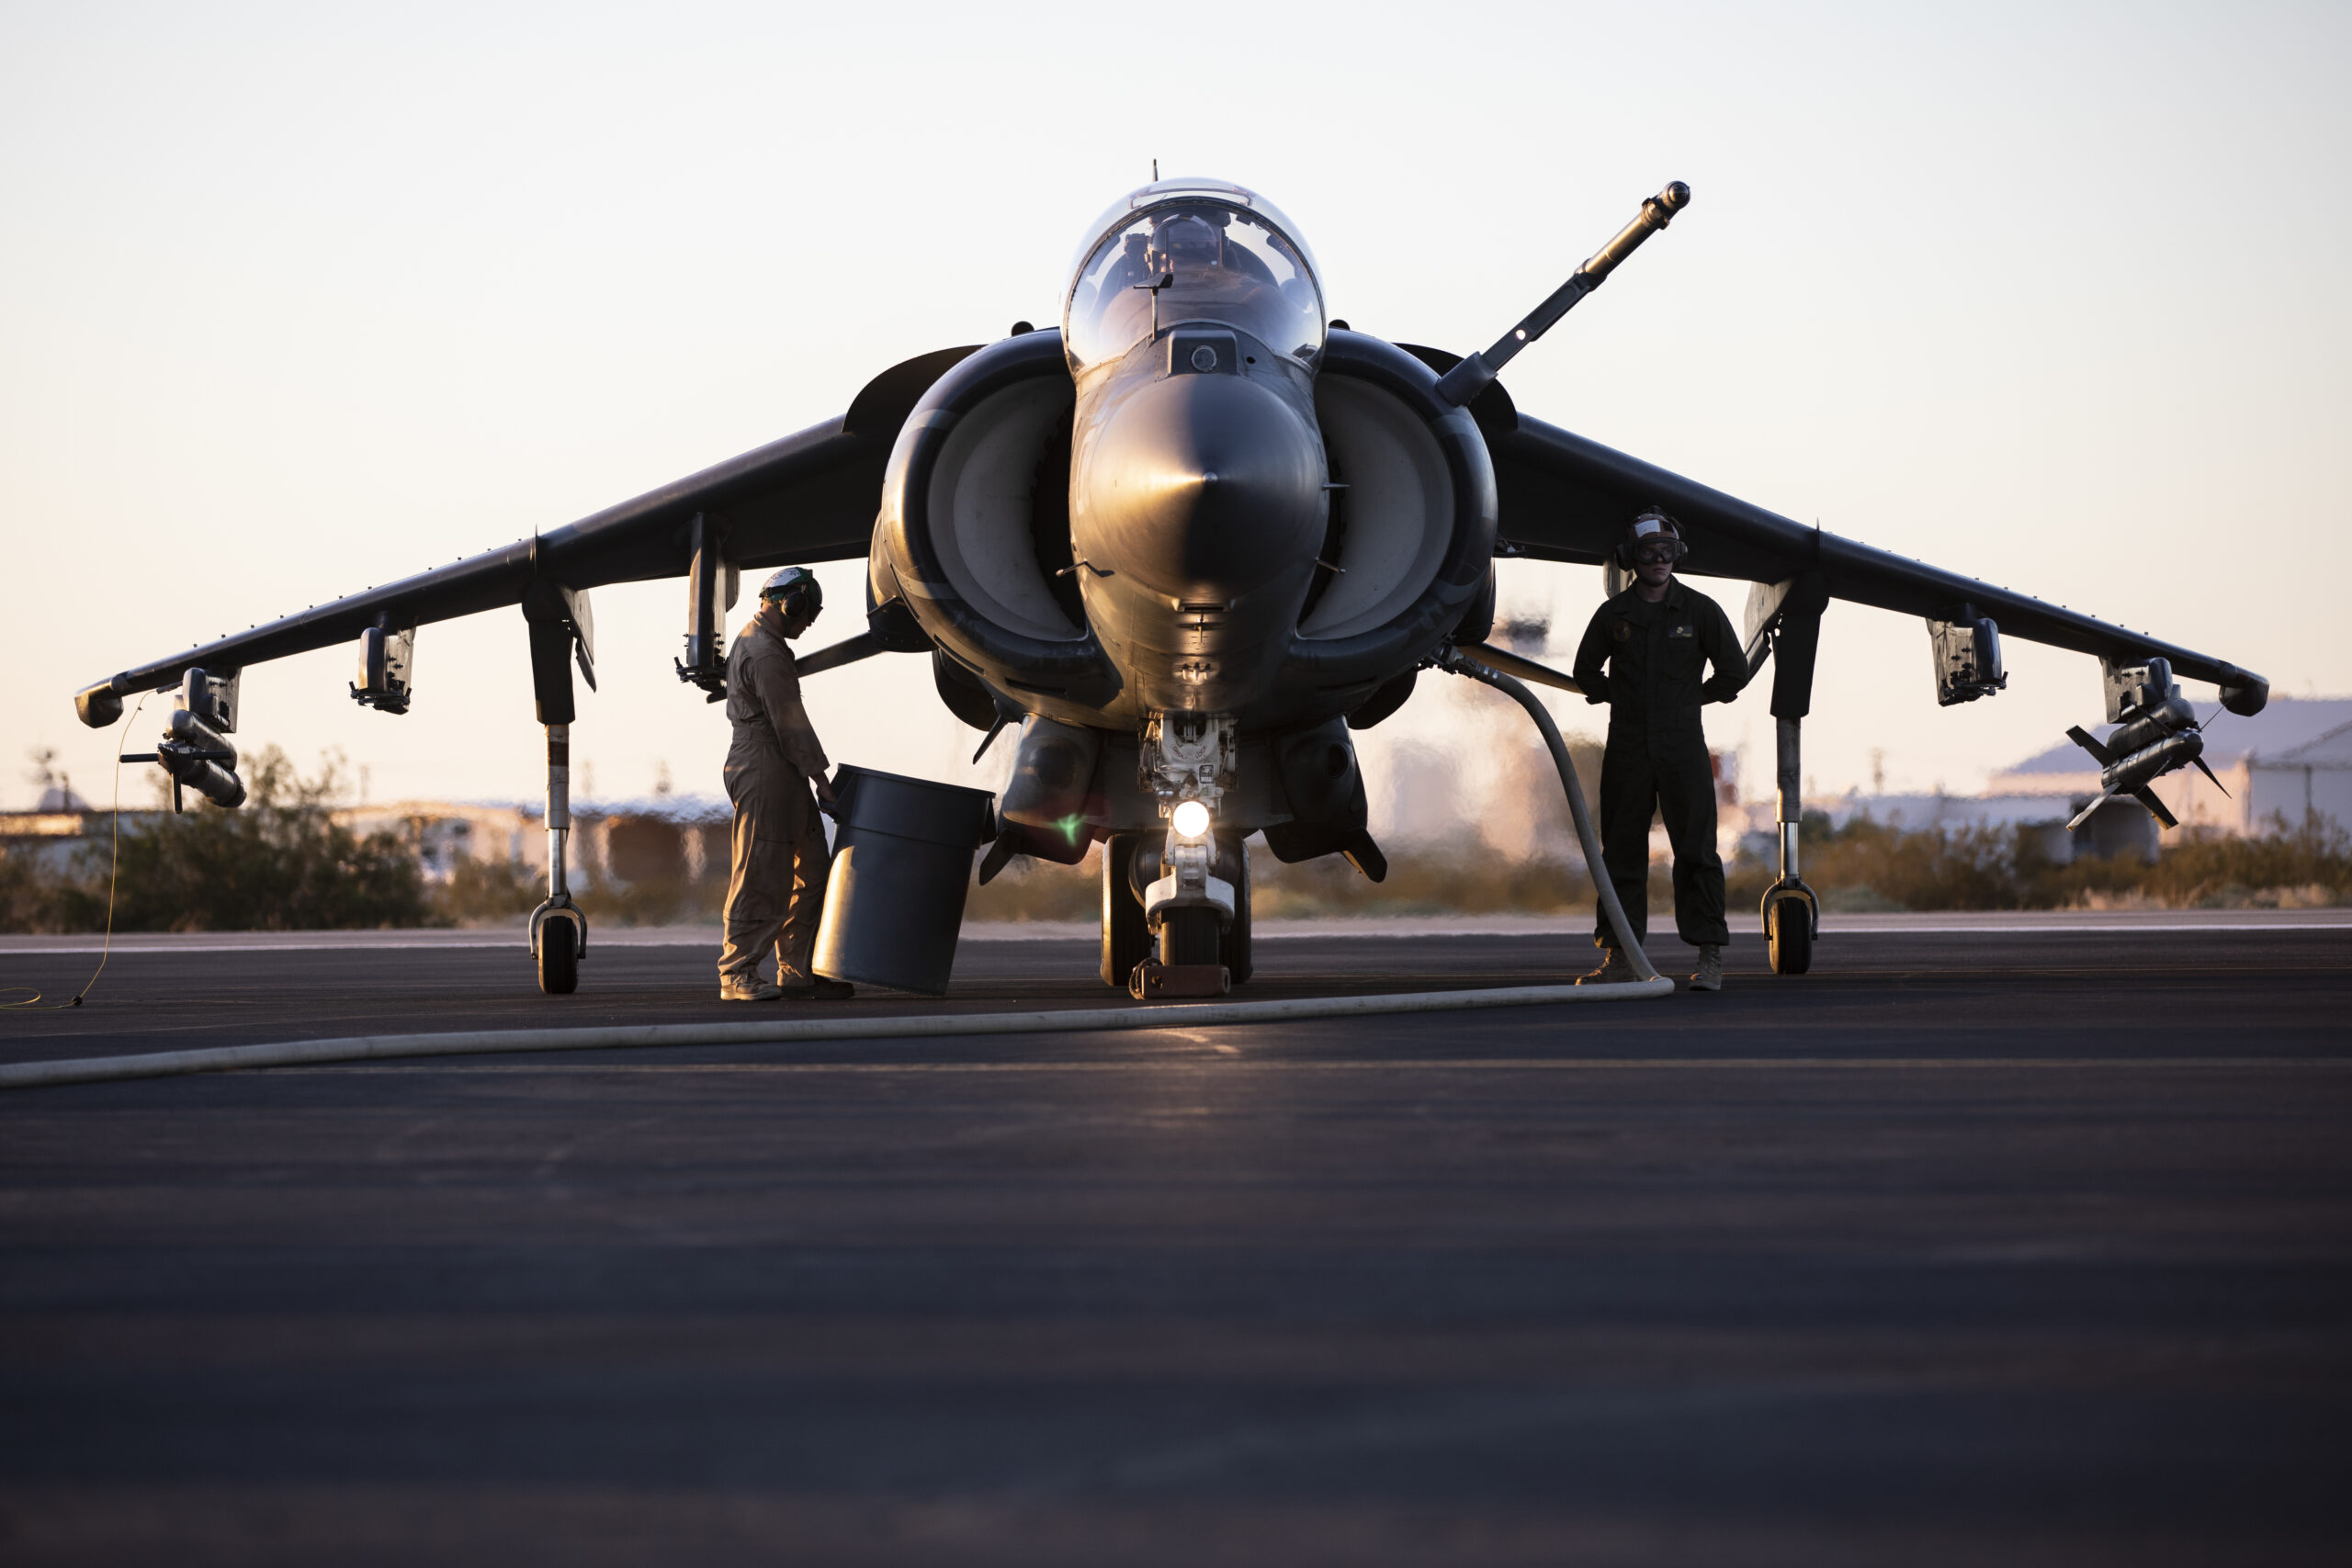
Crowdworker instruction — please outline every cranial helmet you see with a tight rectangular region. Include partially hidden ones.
[1618,510,1688,569]
[1148,211,1223,274]
[760,565,823,619]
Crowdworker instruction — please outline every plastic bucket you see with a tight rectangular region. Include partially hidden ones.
[813,765,996,996]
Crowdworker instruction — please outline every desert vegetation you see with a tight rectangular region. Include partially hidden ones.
[2,747,427,932]
[5,759,2346,933]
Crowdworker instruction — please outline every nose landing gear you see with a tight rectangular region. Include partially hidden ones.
[1129,851,1252,998]
[1123,715,1247,999]
[1133,905,1230,999]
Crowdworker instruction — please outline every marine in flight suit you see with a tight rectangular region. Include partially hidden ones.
[1570,513,1747,991]
[717,566,852,1001]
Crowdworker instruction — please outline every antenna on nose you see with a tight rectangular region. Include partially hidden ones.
[1152,157,1159,181]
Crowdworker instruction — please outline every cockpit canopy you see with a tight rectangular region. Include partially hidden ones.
[1064,179,1324,378]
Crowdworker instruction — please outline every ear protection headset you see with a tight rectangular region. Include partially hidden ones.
[1616,510,1689,570]
[759,565,824,620]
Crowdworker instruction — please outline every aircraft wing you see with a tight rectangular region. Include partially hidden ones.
[75,346,975,720]
[1448,367,2267,712]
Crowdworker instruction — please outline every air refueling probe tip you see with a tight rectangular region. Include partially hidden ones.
[1658,181,1690,211]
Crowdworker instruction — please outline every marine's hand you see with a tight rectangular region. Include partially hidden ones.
[815,773,839,805]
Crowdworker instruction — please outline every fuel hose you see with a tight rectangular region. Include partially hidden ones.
[1436,648,1663,983]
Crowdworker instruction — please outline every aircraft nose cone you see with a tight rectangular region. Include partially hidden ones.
[1073,371,1325,599]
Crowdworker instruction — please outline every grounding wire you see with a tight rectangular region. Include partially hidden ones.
[2,692,150,1010]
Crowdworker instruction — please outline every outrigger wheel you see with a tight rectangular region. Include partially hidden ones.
[538,918,579,994]
[530,902,584,996]
[1762,886,1816,976]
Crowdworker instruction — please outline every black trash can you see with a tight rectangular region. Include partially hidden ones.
[814,764,996,996]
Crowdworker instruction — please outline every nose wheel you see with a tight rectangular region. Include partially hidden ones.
[1131,904,1231,999]
[1122,836,1250,1000]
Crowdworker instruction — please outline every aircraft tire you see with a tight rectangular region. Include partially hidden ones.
[1220,852,1252,985]
[1101,833,1152,987]
[1160,908,1222,967]
[538,919,580,995]
[1767,901,1812,976]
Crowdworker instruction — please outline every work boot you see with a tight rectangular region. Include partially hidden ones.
[719,972,785,1002]
[1577,946,1636,986]
[779,976,856,1001]
[1688,944,1724,993]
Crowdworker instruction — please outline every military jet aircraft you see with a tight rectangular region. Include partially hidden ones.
[74,176,2269,995]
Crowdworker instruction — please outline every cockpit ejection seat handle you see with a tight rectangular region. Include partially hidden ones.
[1435,181,1690,408]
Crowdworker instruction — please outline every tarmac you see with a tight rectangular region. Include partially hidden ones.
[2,912,2347,1565]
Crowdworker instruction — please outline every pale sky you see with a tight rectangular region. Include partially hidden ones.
[4,0,2346,816]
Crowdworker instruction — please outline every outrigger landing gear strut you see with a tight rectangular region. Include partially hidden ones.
[1760,716,1817,975]
[523,565,594,995]
[1758,572,1827,975]
[528,721,585,995]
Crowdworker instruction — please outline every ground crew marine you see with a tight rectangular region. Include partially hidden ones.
[717,566,853,1002]
[1569,512,1747,992]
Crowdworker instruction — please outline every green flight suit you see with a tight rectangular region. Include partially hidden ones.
[1570,578,1747,950]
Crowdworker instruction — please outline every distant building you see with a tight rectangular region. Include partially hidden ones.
[0,808,137,875]
[1774,789,2154,864]
[334,795,735,888]
[2245,718,2352,834]
[2,795,739,894]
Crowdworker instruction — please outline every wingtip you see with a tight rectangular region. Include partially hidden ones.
[74,681,123,729]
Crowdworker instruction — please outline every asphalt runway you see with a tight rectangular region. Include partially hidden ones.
[2,920,2348,1565]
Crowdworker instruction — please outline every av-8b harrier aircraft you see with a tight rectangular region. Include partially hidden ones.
[74,177,2268,995]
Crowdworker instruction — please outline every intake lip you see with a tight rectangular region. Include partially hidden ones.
[1072,370,1325,601]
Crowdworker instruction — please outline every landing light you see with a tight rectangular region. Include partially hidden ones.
[1171,799,1211,840]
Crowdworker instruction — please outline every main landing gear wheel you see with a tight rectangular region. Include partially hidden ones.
[1219,843,1252,985]
[1101,832,1152,988]
[1766,899,1812,976]
[538,917,580,995]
